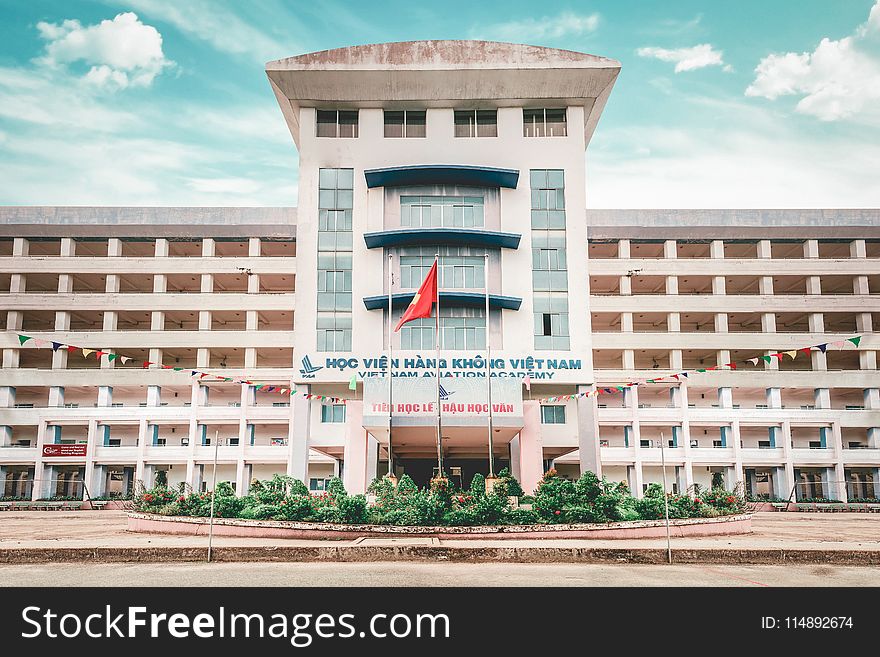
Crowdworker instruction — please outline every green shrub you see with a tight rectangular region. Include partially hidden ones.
[533,470,577,522]
[496,467,524,497]
[504,507,540,525]
[469,473,486,496]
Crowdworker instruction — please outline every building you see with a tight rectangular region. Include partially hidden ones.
[1,41,878,503]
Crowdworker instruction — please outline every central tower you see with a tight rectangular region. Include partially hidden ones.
[266,40,620,493]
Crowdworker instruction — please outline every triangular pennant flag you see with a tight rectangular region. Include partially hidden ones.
[191,371,199,376]
[680,372,689,378]
[727,363,738,369]
[760,355,773,363]
[82,348,95,358]
[119,355,131,364]
[95,350,106,359]
[254,384,264,390]
[223,377,232,382]
[784,350,798,359]
[671,374,680,380]
[847,336,861,347]
[107,353,118,361]
[142,361,152,368]
[696,369,706,373]
[773,353,785,360]
[817,344,827,353]
[162,364,173,369]
[67,345,79,353]
[199,373,210,379]
[17,334,32,345]
[799,347,812,355]
[33,338,49,348]
[51,342,63,352]
[173,367,183,372]
[266,386,276,393]
[280,388,288,395]
[747,358,759,366]
[832,340,846,348]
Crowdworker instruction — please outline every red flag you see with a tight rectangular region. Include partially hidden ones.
[394,260,438,332]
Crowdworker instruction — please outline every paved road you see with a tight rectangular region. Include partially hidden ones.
[1,561,878,587]
[1,511,879,550]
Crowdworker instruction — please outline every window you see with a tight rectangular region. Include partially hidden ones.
[310,477,331,491]
[322,404,346,423]
[317,168,354,351]
[523,108,567,137]
[454,109,497,137]
[384,110,426,138]
[540,405,566,424]
[316,109,358,138]
[400,250,485,289]
[400,196,484,228]
[400,308,486,350]
[533,292,570,349]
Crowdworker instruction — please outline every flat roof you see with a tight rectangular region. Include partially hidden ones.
[266,40,621,148]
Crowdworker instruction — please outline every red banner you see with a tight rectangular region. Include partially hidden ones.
[42,444,87,457]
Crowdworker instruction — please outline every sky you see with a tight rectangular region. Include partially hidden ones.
[0,0,878,208]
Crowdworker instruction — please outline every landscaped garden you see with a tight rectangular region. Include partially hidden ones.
[132,468,748,526]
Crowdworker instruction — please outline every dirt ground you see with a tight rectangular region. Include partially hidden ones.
[1,511,878,551]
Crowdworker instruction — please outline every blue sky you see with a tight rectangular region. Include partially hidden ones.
[0,0,878,207]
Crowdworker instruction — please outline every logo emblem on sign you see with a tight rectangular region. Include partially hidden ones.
[299,355,323,377]
[438,384,455,401]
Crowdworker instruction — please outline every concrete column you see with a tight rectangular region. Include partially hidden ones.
[341,401,368,494]
[830,423,847,502]
[576,385,600,477]
[710,240,724,259]
[663,240,677,259]
[287,385,310,483]
[618,239,630,259]
[366,435,379,486]
[718,387,733,408]
[97,386,113,407]
[804,239,819,258]
[781,421,794,499]
[135,419,148,486]
[757,240,771,259]
[517,401,544,495]
[31,420,47,501]
[850,239,866,258]
[236,462,252,497]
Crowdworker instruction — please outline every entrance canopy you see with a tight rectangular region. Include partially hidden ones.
[362,377,524,459]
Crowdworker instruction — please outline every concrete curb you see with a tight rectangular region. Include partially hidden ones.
[1,546,878,565]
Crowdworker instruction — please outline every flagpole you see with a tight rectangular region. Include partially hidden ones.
[484,252,495,480]
[387,252,394,479]
[435,253,443,479]
[207,429,219,563]
[659,430,673,564]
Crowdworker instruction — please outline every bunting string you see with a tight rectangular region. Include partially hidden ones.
[529,335,863,404]
[13,334,347,404]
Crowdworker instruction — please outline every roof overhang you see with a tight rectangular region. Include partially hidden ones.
[363,291,522,311]
[363,227,521,250]
[266,40,620,148]
[364,164,518,189]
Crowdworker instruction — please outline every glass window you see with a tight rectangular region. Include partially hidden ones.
[400,195,484,228]
[541,405,566,424]
[321,405,346,423]
[399,308,486,350]
[454,109,497,137]
[384,110,426,138]
[400,253,485,290]
[316,110,359,138]
[523,108,567,137]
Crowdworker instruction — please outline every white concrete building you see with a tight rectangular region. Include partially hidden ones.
[1,41,878,502]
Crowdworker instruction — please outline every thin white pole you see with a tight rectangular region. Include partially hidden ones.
[207,429,219,563]
[659,430,672,564]
[435,253,443,479]
[485,252,495,478]
[387,253,394,477]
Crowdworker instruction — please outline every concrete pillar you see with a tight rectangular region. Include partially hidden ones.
[577,385,600,477]
[366,435,379,486]
[287,385,310,483]
[517,400,545,495]
[341,401,368,494]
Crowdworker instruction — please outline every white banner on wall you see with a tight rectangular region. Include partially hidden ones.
[362,376,523,420]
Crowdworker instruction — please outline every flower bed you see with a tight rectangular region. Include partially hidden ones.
[132,469,747,527]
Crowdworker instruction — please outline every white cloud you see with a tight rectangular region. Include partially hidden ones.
[36,12,172,89]
[745,1,880,122]
[587,97,880,208]
[473,11,599,42]
[119,0,295,62]
[636,44,726,72]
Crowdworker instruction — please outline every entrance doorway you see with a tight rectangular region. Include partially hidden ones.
[396,458,510,489]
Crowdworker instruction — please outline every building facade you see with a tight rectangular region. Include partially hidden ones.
[1,41,878,502]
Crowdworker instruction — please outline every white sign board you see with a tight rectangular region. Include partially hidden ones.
[362,376,523,420]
